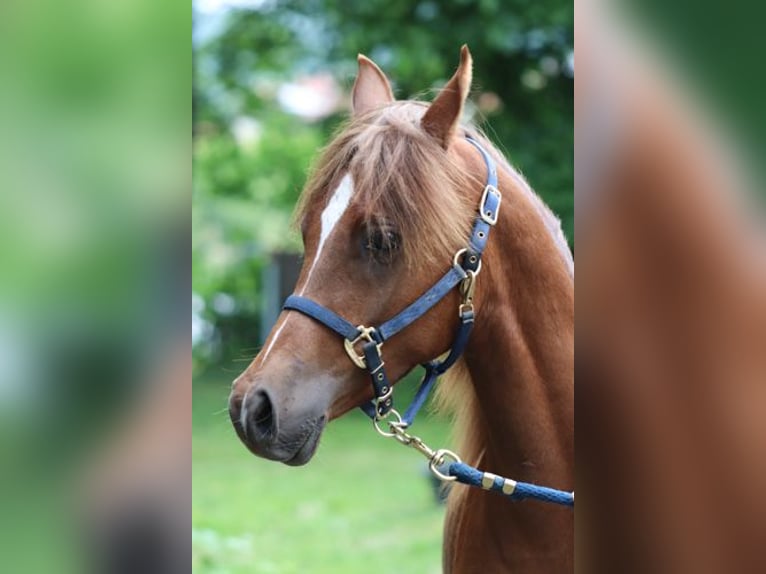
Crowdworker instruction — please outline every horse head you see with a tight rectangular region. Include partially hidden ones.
[228,47,490,465]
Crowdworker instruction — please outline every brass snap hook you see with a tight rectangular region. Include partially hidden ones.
[459,269,477,302]
[429,449,462,482]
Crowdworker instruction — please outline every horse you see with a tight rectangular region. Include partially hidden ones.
[229,46,574,573]
[577,6,766,571]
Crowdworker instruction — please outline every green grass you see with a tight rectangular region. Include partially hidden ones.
[193,378,454,573]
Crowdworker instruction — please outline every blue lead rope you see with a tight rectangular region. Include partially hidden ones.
[446,462,574,507]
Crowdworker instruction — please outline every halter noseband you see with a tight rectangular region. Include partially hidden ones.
[283,136,500,424]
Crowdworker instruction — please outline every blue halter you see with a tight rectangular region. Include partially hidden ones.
[283,136,500,423]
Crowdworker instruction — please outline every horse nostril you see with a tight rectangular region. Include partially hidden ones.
[246,389,277,442]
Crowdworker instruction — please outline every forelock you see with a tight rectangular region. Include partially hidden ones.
[296,101,477,266]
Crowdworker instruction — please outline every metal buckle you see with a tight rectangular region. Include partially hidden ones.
[479,184,501,226]
[343,325,381,369]
[373,384,394,417]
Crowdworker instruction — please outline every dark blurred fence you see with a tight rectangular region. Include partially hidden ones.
[260,252,301,344]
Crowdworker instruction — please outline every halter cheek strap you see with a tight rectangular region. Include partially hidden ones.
[283,135,500,421]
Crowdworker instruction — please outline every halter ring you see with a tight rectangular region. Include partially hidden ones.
[453,248,483,275]
[373,408,404,437]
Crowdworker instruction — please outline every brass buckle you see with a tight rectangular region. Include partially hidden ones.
[370,384,395,419]
[343,325,381,369]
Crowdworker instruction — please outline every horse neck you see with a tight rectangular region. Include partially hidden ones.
[442,167,574,572]
[463,168,574,483]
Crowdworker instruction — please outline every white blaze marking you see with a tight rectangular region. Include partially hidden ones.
[298,173,355,295]
[260,173,355,364]
[259,315,289,363]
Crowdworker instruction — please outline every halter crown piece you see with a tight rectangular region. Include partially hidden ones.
[283,136,574,507]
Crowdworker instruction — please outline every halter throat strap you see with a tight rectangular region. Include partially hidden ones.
[281,135,501,421]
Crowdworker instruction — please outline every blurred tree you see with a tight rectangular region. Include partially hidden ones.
[292,0,574,235]
[193,0,572,372]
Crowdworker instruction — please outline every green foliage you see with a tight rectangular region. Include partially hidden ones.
[193,0,572,371]
[193,111,322,366]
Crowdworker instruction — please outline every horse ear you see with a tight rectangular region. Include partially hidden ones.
[352,54,394,116]
[421,45,473,149]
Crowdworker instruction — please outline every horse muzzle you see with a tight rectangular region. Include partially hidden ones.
[229,386,327,466]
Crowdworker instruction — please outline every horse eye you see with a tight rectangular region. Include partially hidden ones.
[364,228,401,261]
